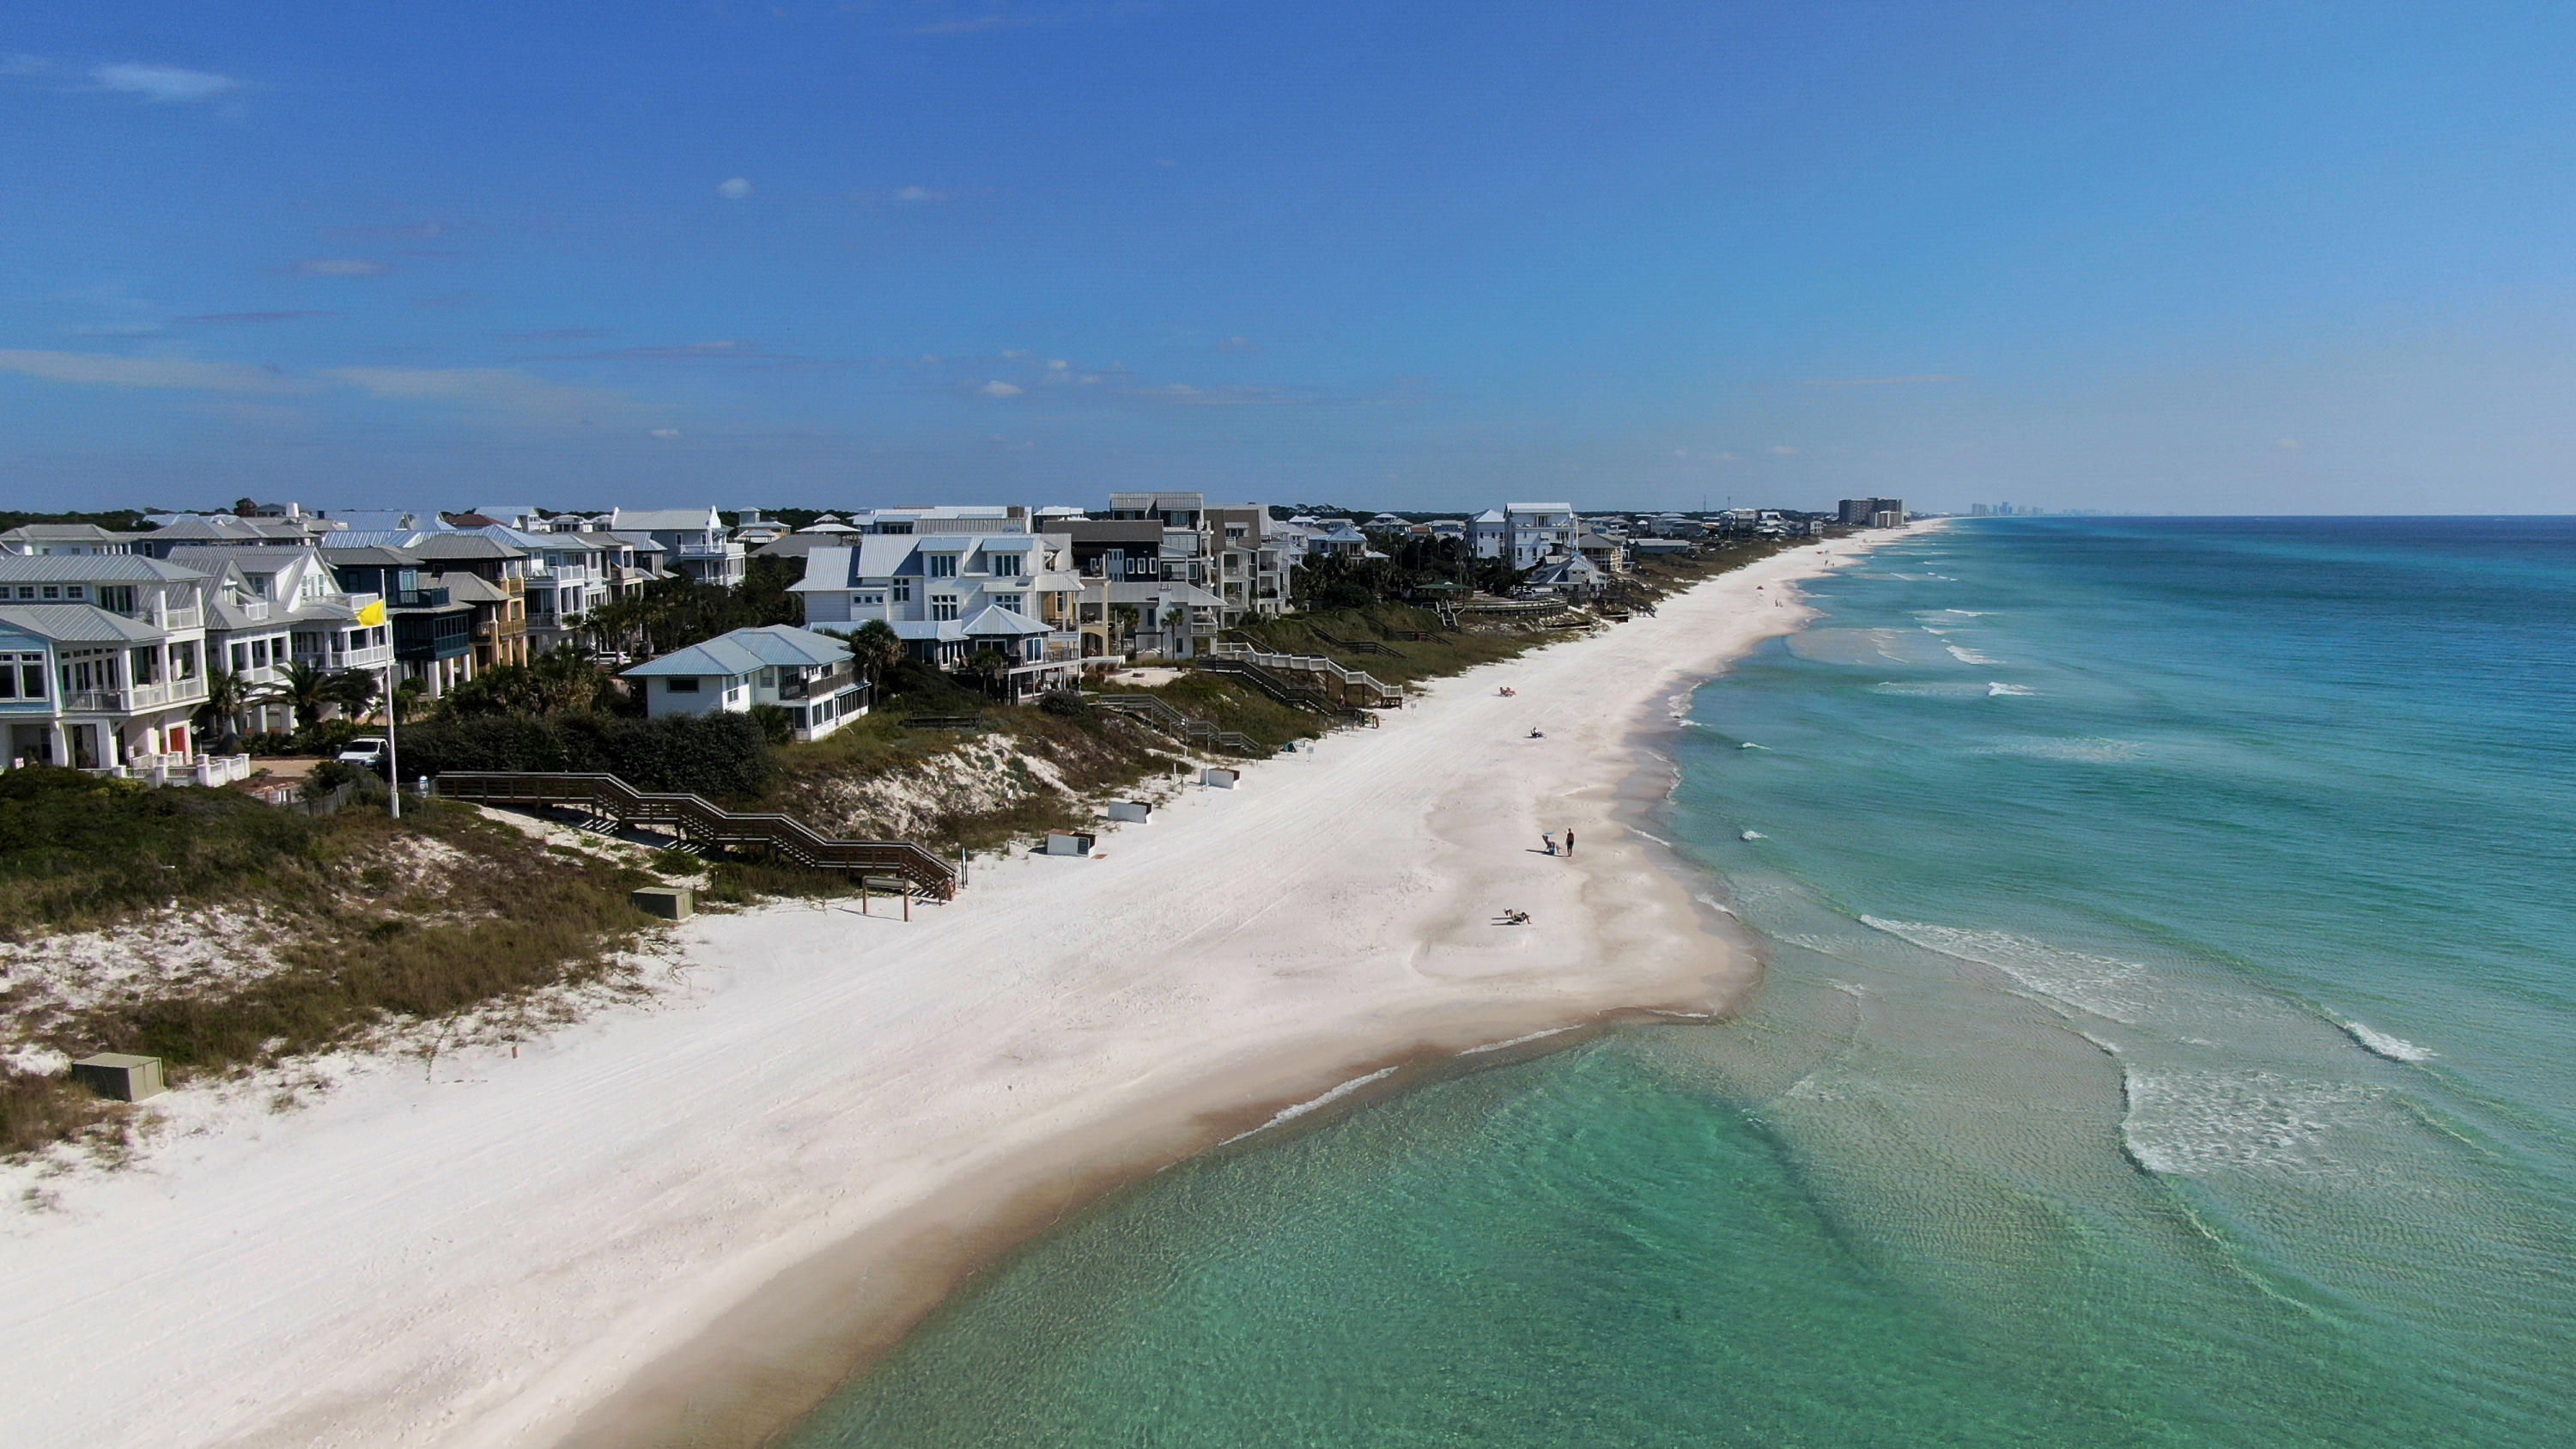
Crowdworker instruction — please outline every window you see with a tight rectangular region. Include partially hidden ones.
[231,642,250,672]
[97,585,133,613]
[131,646,160,685]
[932,596,959,622]
[0,660,15,699]
[65,585,85,600]
[926,553,957,578]
[858,592,883,606]
[891,579,914,603]
[666,676,700,692]
[40,586,59,600]
[988,552,1021,577]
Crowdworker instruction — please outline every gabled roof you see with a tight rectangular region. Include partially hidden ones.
[319,545,422,567]
[0,523,135,545]
[621,624,852,679]
[404,533,526,560]
[0,604,173,642]
[610,507,723,533]
[959,604,1049,636]
[0,554,210,583]
[436,572,515,604]
[787,539,920,591]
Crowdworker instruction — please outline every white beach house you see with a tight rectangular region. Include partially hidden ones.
[618,625,869,742]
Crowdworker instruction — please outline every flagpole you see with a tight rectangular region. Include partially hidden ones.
[385,662,400,820]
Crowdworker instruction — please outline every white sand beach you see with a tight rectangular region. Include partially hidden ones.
[0,533,1900,1449]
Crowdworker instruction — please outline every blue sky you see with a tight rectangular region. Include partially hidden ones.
[4,1,2573,514]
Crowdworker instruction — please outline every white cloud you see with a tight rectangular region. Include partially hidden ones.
[3,53,53,76]
[92,64,239,103]
[975,380,1024,397]
[893,185,953,204]
[294,258,389,277]
[716,177,755,200]
[650,427,684,441]
[2276,436,2302,450]
[1769,444,1799,455]
[0,349,287,393]
[318,366,618,418]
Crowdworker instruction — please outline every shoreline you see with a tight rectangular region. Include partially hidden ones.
[0,527,1923,1449]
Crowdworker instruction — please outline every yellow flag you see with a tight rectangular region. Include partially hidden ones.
[356,600,386,627]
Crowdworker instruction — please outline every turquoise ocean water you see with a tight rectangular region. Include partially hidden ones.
[786,519,2576,1447]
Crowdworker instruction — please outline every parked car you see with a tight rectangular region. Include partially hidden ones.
[336,736,390,773]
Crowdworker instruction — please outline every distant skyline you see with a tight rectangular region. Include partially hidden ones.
[5,2,2574,515]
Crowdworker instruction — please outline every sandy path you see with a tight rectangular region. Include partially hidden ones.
[0,533,1890,1449]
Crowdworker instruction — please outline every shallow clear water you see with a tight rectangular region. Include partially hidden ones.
[785,519,2576,1448]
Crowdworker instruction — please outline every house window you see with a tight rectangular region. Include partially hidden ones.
[65,585,85,600]
[131,646,161,685]
[40,586,59,600]
[0,658,16,699]
[98,585,134,613]
[858,592,883,606]
[926,554,957,578]
[891,579,914,603]
[932,596,959,622]
[988,552,1021,577]
[666,677,701,692]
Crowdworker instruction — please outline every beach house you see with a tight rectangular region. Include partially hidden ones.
[167,545,395,733]
[619,624,869,741]
[0,554,215,771]
[790,531,1082,687]
[608,507,744,588]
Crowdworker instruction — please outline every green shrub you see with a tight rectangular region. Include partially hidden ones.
[393,710,778,798]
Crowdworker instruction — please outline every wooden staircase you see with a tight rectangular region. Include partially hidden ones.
[433,770,957,898]
[1091,695,1264,753]
[1194,658,1377,728]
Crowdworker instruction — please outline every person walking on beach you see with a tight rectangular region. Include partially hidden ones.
[1564,828,1575,857]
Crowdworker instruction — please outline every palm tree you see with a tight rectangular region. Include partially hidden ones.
[845,619,903,691]
[193,668,255,749]
[256,661,341,729]
[327,667,381,720]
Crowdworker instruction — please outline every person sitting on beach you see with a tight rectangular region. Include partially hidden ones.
[1542,832,1557,855]
[1528,727,1544,739]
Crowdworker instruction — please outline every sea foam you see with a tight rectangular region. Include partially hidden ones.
[2337,1019,2435,1062]
[2119,1068,2384,1178]
[1220,1066,1400,1146]
[1863,917,2149,1022]
[1946,644,2006,666]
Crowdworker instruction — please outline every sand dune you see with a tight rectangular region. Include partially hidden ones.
[0,532,1899,1449]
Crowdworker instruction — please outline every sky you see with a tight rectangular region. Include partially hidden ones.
[3,1,2574,516]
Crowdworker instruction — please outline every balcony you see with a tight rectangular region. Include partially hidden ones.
[156,606,204,630]
[295,643,394,673]
[673,540,741,557]
[777,666,857,701]
[61,677,210,714]
[391,587,452,608]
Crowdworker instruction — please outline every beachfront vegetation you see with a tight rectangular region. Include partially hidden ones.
[0,766,667,1159]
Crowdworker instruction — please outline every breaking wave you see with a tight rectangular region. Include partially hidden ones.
[2336,1018,2435,1063]
[1862,917,2150,1022]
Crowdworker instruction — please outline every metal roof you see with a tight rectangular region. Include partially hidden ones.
[959,604,1050,636]
[0,554,209,583]
[0,604,173,642]
[620,624,851,678]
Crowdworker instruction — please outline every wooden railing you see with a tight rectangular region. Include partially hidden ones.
[1194,658,1376,728]
[1092,695,1262,753]
[433,770,957,898]
[1207,642,1404,708]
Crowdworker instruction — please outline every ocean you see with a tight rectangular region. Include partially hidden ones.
[782,518,2576,1447]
